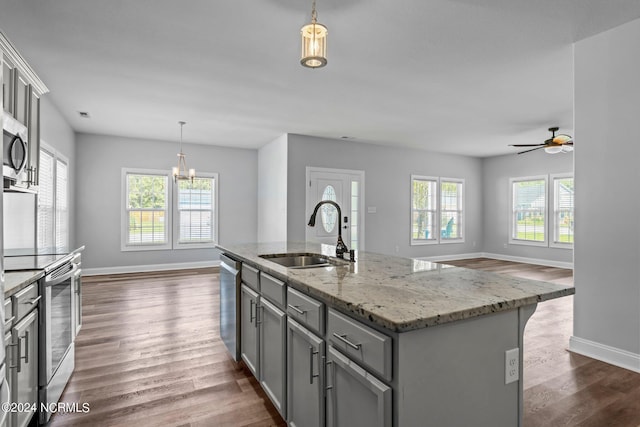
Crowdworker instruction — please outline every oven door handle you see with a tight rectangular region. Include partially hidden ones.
[45,263,78,286]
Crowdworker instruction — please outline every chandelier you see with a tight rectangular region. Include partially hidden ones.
[300,0,327,68]
[172,121,195,183]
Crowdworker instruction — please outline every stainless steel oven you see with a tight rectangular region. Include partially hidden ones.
[39,253,79,424]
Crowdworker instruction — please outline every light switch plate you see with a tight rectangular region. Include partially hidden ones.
[367,206,377,214]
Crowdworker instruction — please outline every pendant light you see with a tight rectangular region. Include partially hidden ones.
[172,121,195,183]
[300,0,327,68]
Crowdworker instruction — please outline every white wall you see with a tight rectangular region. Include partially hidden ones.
[257,134,288,242]
[286,134,483,258]
[76,133,258,271]
[571,18,640,370]
[482,149,573,265]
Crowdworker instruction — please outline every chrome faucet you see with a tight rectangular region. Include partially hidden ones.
[308,200,349,258]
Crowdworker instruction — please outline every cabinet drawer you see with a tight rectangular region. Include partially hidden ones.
[261,272,285,308]
[4,298,13,328]
[287,287,324,335]
[12,283,39,321]
[242,264,260,291]
[327,308,392,381]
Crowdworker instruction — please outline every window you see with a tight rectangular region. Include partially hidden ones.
[551,174,574,247]
[122,169,218,251]
[37,144,69,252]
[440,179,463,241]
[174,174,218,248]
[510,176,547,246]
[411,176,437,244]
[411,175,464,245]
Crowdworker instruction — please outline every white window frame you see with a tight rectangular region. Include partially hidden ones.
[172,172,219,250]
[121,168,172,251]
[440,177,465,244]
[410,175,465,245]
[37,141,69,253]
[411,175,439,245]
[550,173,574,249]
[509,175,548,247]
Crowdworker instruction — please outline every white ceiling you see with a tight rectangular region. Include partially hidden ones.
[1,1,639,157]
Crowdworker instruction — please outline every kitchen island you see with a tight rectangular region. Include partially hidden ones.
[218,242,574,427]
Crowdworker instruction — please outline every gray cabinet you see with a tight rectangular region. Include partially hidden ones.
[258,298,286,418]
[13,71,29,127]
[326,346,391,427]
[2,55,15,116]
[286,318,325,427]
[26,87,40,186]
[11,310,38,427]
[240,284,259,376]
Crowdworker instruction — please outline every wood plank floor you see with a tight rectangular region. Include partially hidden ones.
[442,258,640,427]
[49,268,285,427]
[48,260,640,426]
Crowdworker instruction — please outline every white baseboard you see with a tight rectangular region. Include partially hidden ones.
[84,260,220,276]
[569,335,640,373]
[416,252,573,269]
[416,252,485,263]
[481,252,573,269]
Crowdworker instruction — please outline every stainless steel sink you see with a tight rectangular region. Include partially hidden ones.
[259,253,346,269]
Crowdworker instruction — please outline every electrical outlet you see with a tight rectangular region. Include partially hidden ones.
[505,348,519,384]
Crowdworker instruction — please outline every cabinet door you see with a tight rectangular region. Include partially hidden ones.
[12,310,38,427]
[240,284,259,377]
[13,71,29,126]
[27,87,40,186]
[2,56,14,115]
[258,298,286,418]
[326,345,391,427]
[287,318,324,427]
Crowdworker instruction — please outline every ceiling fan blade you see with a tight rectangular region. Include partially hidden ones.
[509,143,545,147]
[517,146,545,155]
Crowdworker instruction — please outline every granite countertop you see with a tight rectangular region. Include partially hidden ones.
[4,270,44,298]
[217,242,575,333]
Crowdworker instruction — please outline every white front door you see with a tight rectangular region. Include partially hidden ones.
[306,167,364,251]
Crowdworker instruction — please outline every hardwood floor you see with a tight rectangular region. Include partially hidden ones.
[49,260,640,426]
[49,268,285,427]
[442,258,640,427]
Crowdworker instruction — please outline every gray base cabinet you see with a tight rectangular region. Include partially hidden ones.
[11,310,38,427]
[258,298,286,418]
[240,284,259,377]
[286,318,324,427]
[326,345,391,427]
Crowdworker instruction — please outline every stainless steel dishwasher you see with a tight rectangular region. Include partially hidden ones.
[219,253,241,361]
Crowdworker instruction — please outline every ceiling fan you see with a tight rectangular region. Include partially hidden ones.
[510,127,574,154]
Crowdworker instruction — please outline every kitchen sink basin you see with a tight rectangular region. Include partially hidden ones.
[259,253,347,269]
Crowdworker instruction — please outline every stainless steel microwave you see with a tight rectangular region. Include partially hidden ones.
[2,113,30,191]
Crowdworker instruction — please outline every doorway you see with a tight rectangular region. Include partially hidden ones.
[305,167,365,251]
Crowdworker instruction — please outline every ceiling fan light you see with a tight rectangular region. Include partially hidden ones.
[553,134,573,144]
[561,145,574,153]
[544,146,563,154]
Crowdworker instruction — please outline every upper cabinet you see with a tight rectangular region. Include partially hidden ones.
[1,30,49,191]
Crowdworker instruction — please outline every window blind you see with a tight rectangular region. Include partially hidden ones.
[177,177,214,244]
[37,149,55,251]
[56,159,69,252]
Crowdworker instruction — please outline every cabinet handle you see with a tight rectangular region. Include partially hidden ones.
[332,333,362,350]
[287,304,306,315]
[249,299,256,324]
[324,357,333,392]
[309,346,319,384]
[7,342,18,369]
[27,296,41,305]
[16,336,22,373]
[256,305,263,326]
[22,330,29,364]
